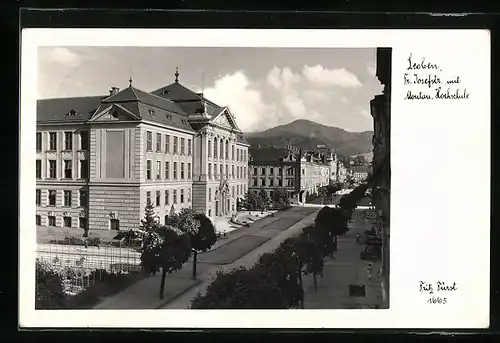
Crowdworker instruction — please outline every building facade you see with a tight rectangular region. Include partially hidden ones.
[248,146,334,203]
[350,166,370,183]
[370,48,391,307]
[36,70,249,234]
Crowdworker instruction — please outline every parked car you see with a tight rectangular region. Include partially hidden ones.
[360,245,381,261]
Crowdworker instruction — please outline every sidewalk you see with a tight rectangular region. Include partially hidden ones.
[303,209,385,309]
[160,208,319,309]
[94,207,318,309]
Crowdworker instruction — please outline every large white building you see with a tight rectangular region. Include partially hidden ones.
[36,69,249,235]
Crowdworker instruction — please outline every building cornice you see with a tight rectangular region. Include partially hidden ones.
[140,120,196,135]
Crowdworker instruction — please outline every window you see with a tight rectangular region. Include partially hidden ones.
[64,190,72,207]
[244,151,247,162]
[36,189,41,205]
[146,160,152,179]
[48,160,56,179]
[48,216,56,226]
[80,160,89,179]
[237,149,240,162]
[173,162,178,179]
[64,216,72,227]
[173,189,178,204]
[48,190,56,206]
[208,164,212,179]
[156,191,161,206]
[214,163,217,178]
[146,131,153,151]
[253,168,257,175]
[220,139,224,159]
[156,161,161,179]
[187,139,192,155]
[173,136,178,154]
[225,141,229,159]
[188,188,191,202]
[231,165,235,178]
[270,179,274,187]
[220,165,224,178]
[225,164,228,179]
[208,209,212,217]
[36,160,41,178]
[180,138,185,154]
[165,134,170,153]
[110,219,120,230]
[80,131,89,150]
[253,179,257,186]
[146,191,151,204]
[156,133,162,151]
[36,132,42,151]
[236,166,239,179]
[208,140,212,157]
[214,139,218,158]
[63,160,72,179]
[232,186,234,197]
[232,145,235,160]
[79,190,88,207]
[278,167,282,174]
[165,161,170,179]
[302,169,305,175]
[64,132,73,150]
[261,178,266,186]
[244,167,247,178]
[49,132,57,150]
[270,168,274,175]
[181,163,185,179]
[79,218,87,230]
[187,163,191,179]
[208,188,212,201]
[165,190,170,205]
[180,189,184,203]
[261,168,266,175]
[36,215,41,226]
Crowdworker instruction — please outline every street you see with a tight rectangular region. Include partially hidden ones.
[94,206,318,309]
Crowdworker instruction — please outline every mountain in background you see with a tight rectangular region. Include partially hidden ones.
[245,119,374,157]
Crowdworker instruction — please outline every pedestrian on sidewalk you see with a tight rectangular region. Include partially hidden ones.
[366,263,373,280]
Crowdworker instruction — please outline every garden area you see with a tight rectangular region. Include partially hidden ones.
[36,202,222,307]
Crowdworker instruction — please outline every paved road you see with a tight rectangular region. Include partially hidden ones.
[94,206,318,309]
[302,209,385,309]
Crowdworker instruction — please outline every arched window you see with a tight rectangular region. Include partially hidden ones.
[208,140,212,157]
[225,140,229,159]
[214,139,218,158]
[220,138,224,159]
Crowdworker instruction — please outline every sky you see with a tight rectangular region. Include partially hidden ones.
[38,46,383,132]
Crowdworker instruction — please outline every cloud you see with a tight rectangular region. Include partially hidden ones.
[266,66,300,91]
[204,71,274,132]
[303,65,362,88]
[44,47,81,66]
[282,93,306,118]
[366,63,377,77]
[340,95,350,105]
[361,109,371,117]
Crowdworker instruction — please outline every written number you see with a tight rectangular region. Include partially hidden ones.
[427,296,447,304]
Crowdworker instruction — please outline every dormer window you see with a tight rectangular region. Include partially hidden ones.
[166,115,173,121]
[68,109,77,116]
[148,109,156,117]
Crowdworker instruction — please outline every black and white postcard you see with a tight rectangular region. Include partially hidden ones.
[19,29,490,329]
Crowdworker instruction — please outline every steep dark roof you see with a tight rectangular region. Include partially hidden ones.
[103,86,187,116]
[152,82,202,102]
[37,96,105,123]
[249,147,291,163]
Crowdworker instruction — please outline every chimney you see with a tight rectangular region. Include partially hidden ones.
[109,87,120,96]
